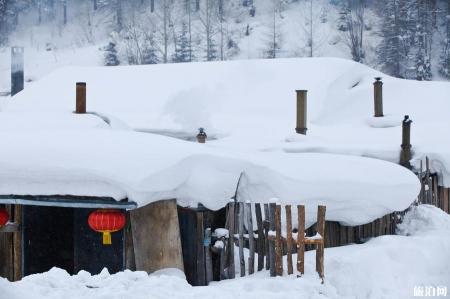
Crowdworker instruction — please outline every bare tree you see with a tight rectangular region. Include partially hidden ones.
[343,0,365,62]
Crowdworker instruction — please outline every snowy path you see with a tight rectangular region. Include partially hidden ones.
[2,205,449,299]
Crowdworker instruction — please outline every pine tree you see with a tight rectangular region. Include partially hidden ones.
[173,22,191,63]
[439,0,450,78]
[104,41,120,66]
[142,34,159,65]
[414,0,432,81]
[378,0,416,79]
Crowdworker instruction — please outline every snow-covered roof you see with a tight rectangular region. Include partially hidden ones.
[0,57,424,226]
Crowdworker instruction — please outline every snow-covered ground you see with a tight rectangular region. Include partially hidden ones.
[2,205,449,299]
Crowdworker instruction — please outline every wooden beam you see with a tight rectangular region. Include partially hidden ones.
[238,202,245,277]
[268,203,276,277]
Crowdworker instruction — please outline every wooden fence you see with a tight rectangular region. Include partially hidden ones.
[208,203,326,283]
[416,157,450,213]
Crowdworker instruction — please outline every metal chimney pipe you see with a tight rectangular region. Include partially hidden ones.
[295,90,307,135]
[400,115,412,169]
[373,77,384,117]
[76,82,86,114]
[11,47,24,96]
[196,128,207,143]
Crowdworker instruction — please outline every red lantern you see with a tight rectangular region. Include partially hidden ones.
[88,209,125,245]
[0,208,9,227]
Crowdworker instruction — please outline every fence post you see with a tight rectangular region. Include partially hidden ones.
[246,202,255,274]
[274,205,283,276]
[285,205,293,275]
[263,204,270,270]
[255,203,265,271]
[238,202,245,276]
[316,205,326,281]
[297,205,305,275]
[269,202,276,277]
[227,202,235,279]
[11,47,24,96]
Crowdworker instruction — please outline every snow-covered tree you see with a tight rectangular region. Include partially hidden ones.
[414,0,432,81]
[104,41,120,66]
[264,1,282,59]
[377,0,416,78]
[142,34,159,64]
[172,21,191,63]
[439,0,450,78]
[342,0,365,63]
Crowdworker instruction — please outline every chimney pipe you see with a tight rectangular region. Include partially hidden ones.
[400,115,412,169]
[76,82,86,114]
[11,47,24,96]
[295,90,307,135]
[373,77,384,117]
[196,128,207,143]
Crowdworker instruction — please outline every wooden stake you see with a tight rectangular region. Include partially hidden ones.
[274,205,283,276]
[263,204,270,270]
[227,202,236,279]
[285,205,293,275]
[255,203,265,271]
[204,227,213,284]
[316,205,326,281]
[238,202,245,276]
[297,205,305,275]
[268,203,276,277]
[246,202,255,274]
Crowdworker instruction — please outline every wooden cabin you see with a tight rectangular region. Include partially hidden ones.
[0,195,226,286]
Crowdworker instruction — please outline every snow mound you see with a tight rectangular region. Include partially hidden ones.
[397,205,450,236]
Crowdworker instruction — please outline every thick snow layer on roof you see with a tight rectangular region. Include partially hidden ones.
[0,57,424,225]
[6,57,450,186]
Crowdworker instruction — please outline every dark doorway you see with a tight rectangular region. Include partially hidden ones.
[23,206,124,276]
[23,206,74,275]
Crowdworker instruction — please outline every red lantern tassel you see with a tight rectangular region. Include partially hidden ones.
[102,231,112,245]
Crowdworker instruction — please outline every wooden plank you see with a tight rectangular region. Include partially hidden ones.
[339,225,347,246]
[0,205,13,280]
[13,205,22,281]
[246,202,255,275]
[255,203,264,271]
[130,199,184,274]
[444,188,449,214]
[274,205,282,276]
[285,205,293,275]
[196,212,206,286]
[124,212,136,271]
[268,202,276,277]
[263,204,270,270]
[316,206,326,281]
[204,227,213,284]
[227,202,236,279]
[297,205,305,275]
[238,202,245,277]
